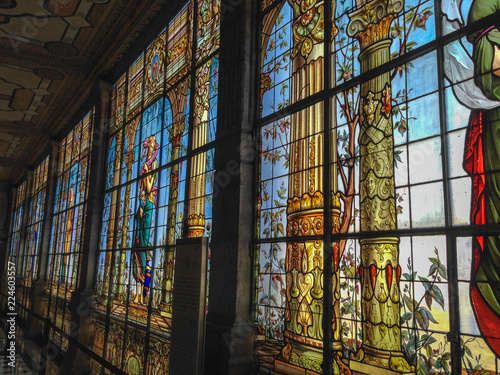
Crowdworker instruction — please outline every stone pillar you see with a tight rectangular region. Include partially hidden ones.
[63,81,111,374]
[203,0,257,374]
[347,1,413,372]
[0,184,11,282]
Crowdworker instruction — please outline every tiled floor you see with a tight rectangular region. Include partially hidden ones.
[0,329,34,375]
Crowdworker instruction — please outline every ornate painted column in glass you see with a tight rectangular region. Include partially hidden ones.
[277,1,326,372]
[347,0,413,371]
[159,101,186,315]
[17,171,33,279]
[30,142,58,334]
[114,117,139,302]
[101,131,121,303]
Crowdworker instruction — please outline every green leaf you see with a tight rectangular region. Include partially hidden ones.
[431,285,445,309]
[466,357,474,370]
[426,343,433,359]
[464,344,473,358]
[262,261,271,273]
[438,265,448,280]
[272,244,279,260]
[405,10,414,23]
[407,41,418,49]
[442,360,450,375]
[428,257,441,266]
[428,263,438,276]
[421,279,446,309]
[276,14,284,26]
[424,292,433,309]
[420,307,438,327]
[279,258,286,272]
[417,358,428,375]
[401,312,413,324]
[394,149,403,164]
[277,223,284,236]
[423,335,437,346]
[435,358,444,369]
[415,309,428,330]
[405,295,417,311]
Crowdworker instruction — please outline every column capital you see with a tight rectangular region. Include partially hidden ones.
[348,0,403,50]
[25,168,34,179]
[50,139,60,154]
[99,80,113,102]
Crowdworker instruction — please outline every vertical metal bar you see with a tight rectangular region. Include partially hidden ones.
[323,1,333,374]
[434,0,462,372]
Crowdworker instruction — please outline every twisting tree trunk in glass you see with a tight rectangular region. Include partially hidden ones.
[347,0,413,371]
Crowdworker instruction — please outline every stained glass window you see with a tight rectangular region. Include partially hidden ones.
[17,156,49,317]
[167,2,193,86]
[45,109,94,352]
[93,1,219,373]
[145,28,166,108]
[196,0,220,63]
[260,1,324,118]
[127,54,145,121]
[256,0,500,374]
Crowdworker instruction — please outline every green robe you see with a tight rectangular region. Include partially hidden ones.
[467,0,500,319]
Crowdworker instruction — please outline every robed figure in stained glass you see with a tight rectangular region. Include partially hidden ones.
[465,0,500,357]
[133,135,159,304]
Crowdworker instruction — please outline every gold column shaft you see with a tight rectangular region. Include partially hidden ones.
[160,120,183,312]
[347,0,413,371]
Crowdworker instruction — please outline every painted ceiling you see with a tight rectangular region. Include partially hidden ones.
[0,0,172,186]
